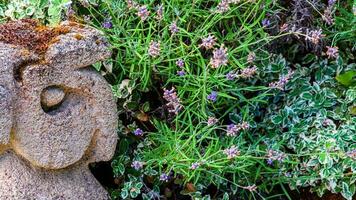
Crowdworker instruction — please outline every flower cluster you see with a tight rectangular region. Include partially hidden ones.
[176,59,185,76]
[269,70,294,90]
[190,162,201,170]
[247,52,256,63]
[216,0,230,13]
[210,45,228,68]
[216,0,242,13]
[137,5,150,21]
[223,145,240,159]
[226,122,249,136]
[163,87,183,114]
[207,117,219,126]
[305,29,325,45]
[325,46,339,59]
[207,91,218,102]
[126,0,139,10]
[240,66,257,79]
[266,149,287,164]
[169,22,179,35]
[131,161,144,170]
[346,150,356,159]
[159,173,170,182]
[102,19,113,29]
[155,4,164,20]
[133,128,144,136]
[199,35,216,50]
[148,41,161,57]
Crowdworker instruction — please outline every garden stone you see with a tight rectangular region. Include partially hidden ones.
[0,20,118,200]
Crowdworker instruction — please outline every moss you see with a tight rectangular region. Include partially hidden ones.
[0,19,70,54]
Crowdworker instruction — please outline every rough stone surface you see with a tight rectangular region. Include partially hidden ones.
[0,20,118,199]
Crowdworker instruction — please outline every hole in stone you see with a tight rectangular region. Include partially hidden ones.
[13,59,39,82]
[41,86,66,113]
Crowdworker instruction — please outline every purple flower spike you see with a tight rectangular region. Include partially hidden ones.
[223,145,240,159]
[177,70,185,76]
[134,128,144,136]
[190,162,201,170]
[160,173,170,182]
[131,161,144,170]
[207,117,218,126]
[102,20,113,29]
[148,41,161,58]
[176,59,184,68]
[169,22,179,35]
[226,124,240,136]
[137,5,150,21]
[210,45,228,68]
[262,19,270,27]
[325,46,339,59]
[226,71,237,80]
[207,91,218,102]
[200,35,216,50]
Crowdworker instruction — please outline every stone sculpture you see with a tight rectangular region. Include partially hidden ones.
[0,20,118,199]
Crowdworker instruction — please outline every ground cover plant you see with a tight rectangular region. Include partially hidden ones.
[0,0,355,199]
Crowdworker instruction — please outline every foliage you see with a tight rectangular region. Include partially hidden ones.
[0,0,72,25]
[0,0,355,199]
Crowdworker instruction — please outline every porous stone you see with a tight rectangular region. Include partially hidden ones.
[0,20,118,199]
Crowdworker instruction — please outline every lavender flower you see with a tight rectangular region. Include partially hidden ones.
[163,87,183,114]
[80,0,90,8]
[131,161,143,170]
[216,0,230,13]
[200,35,216,50]
[262,19,271,27]
[223,145,240,159]
[127,0,138,10]
[137,5,150,21]
[66,6,75,18]
[169,22,179,35]
[210,45,228,68]
[328,0,336,6]
[207,91,218,102]
[346,150,356,159]
[176,59,184,68]
[155,4,164,20]
[177,70,185,76]
[102,19,113,29]
[325,46,339,59]
[239,121,250,130]
[322,6,334,25]
[207,117,218,126]
[159,173,170,182]
[226,124,240,136]
[239,66,257,79]
[322,118,334,127]
[226,71,237,80]
[305,29,325,45]
[266,149,286,163]
[190,162,201,170]
[269,70,294,90]
[247,52,256,63]
[133,128,144,136]
[148,41,160,58]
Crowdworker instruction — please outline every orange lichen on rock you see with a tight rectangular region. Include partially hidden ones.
[0,19,70,54]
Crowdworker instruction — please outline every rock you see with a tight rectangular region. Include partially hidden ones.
[0,20,118,200]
